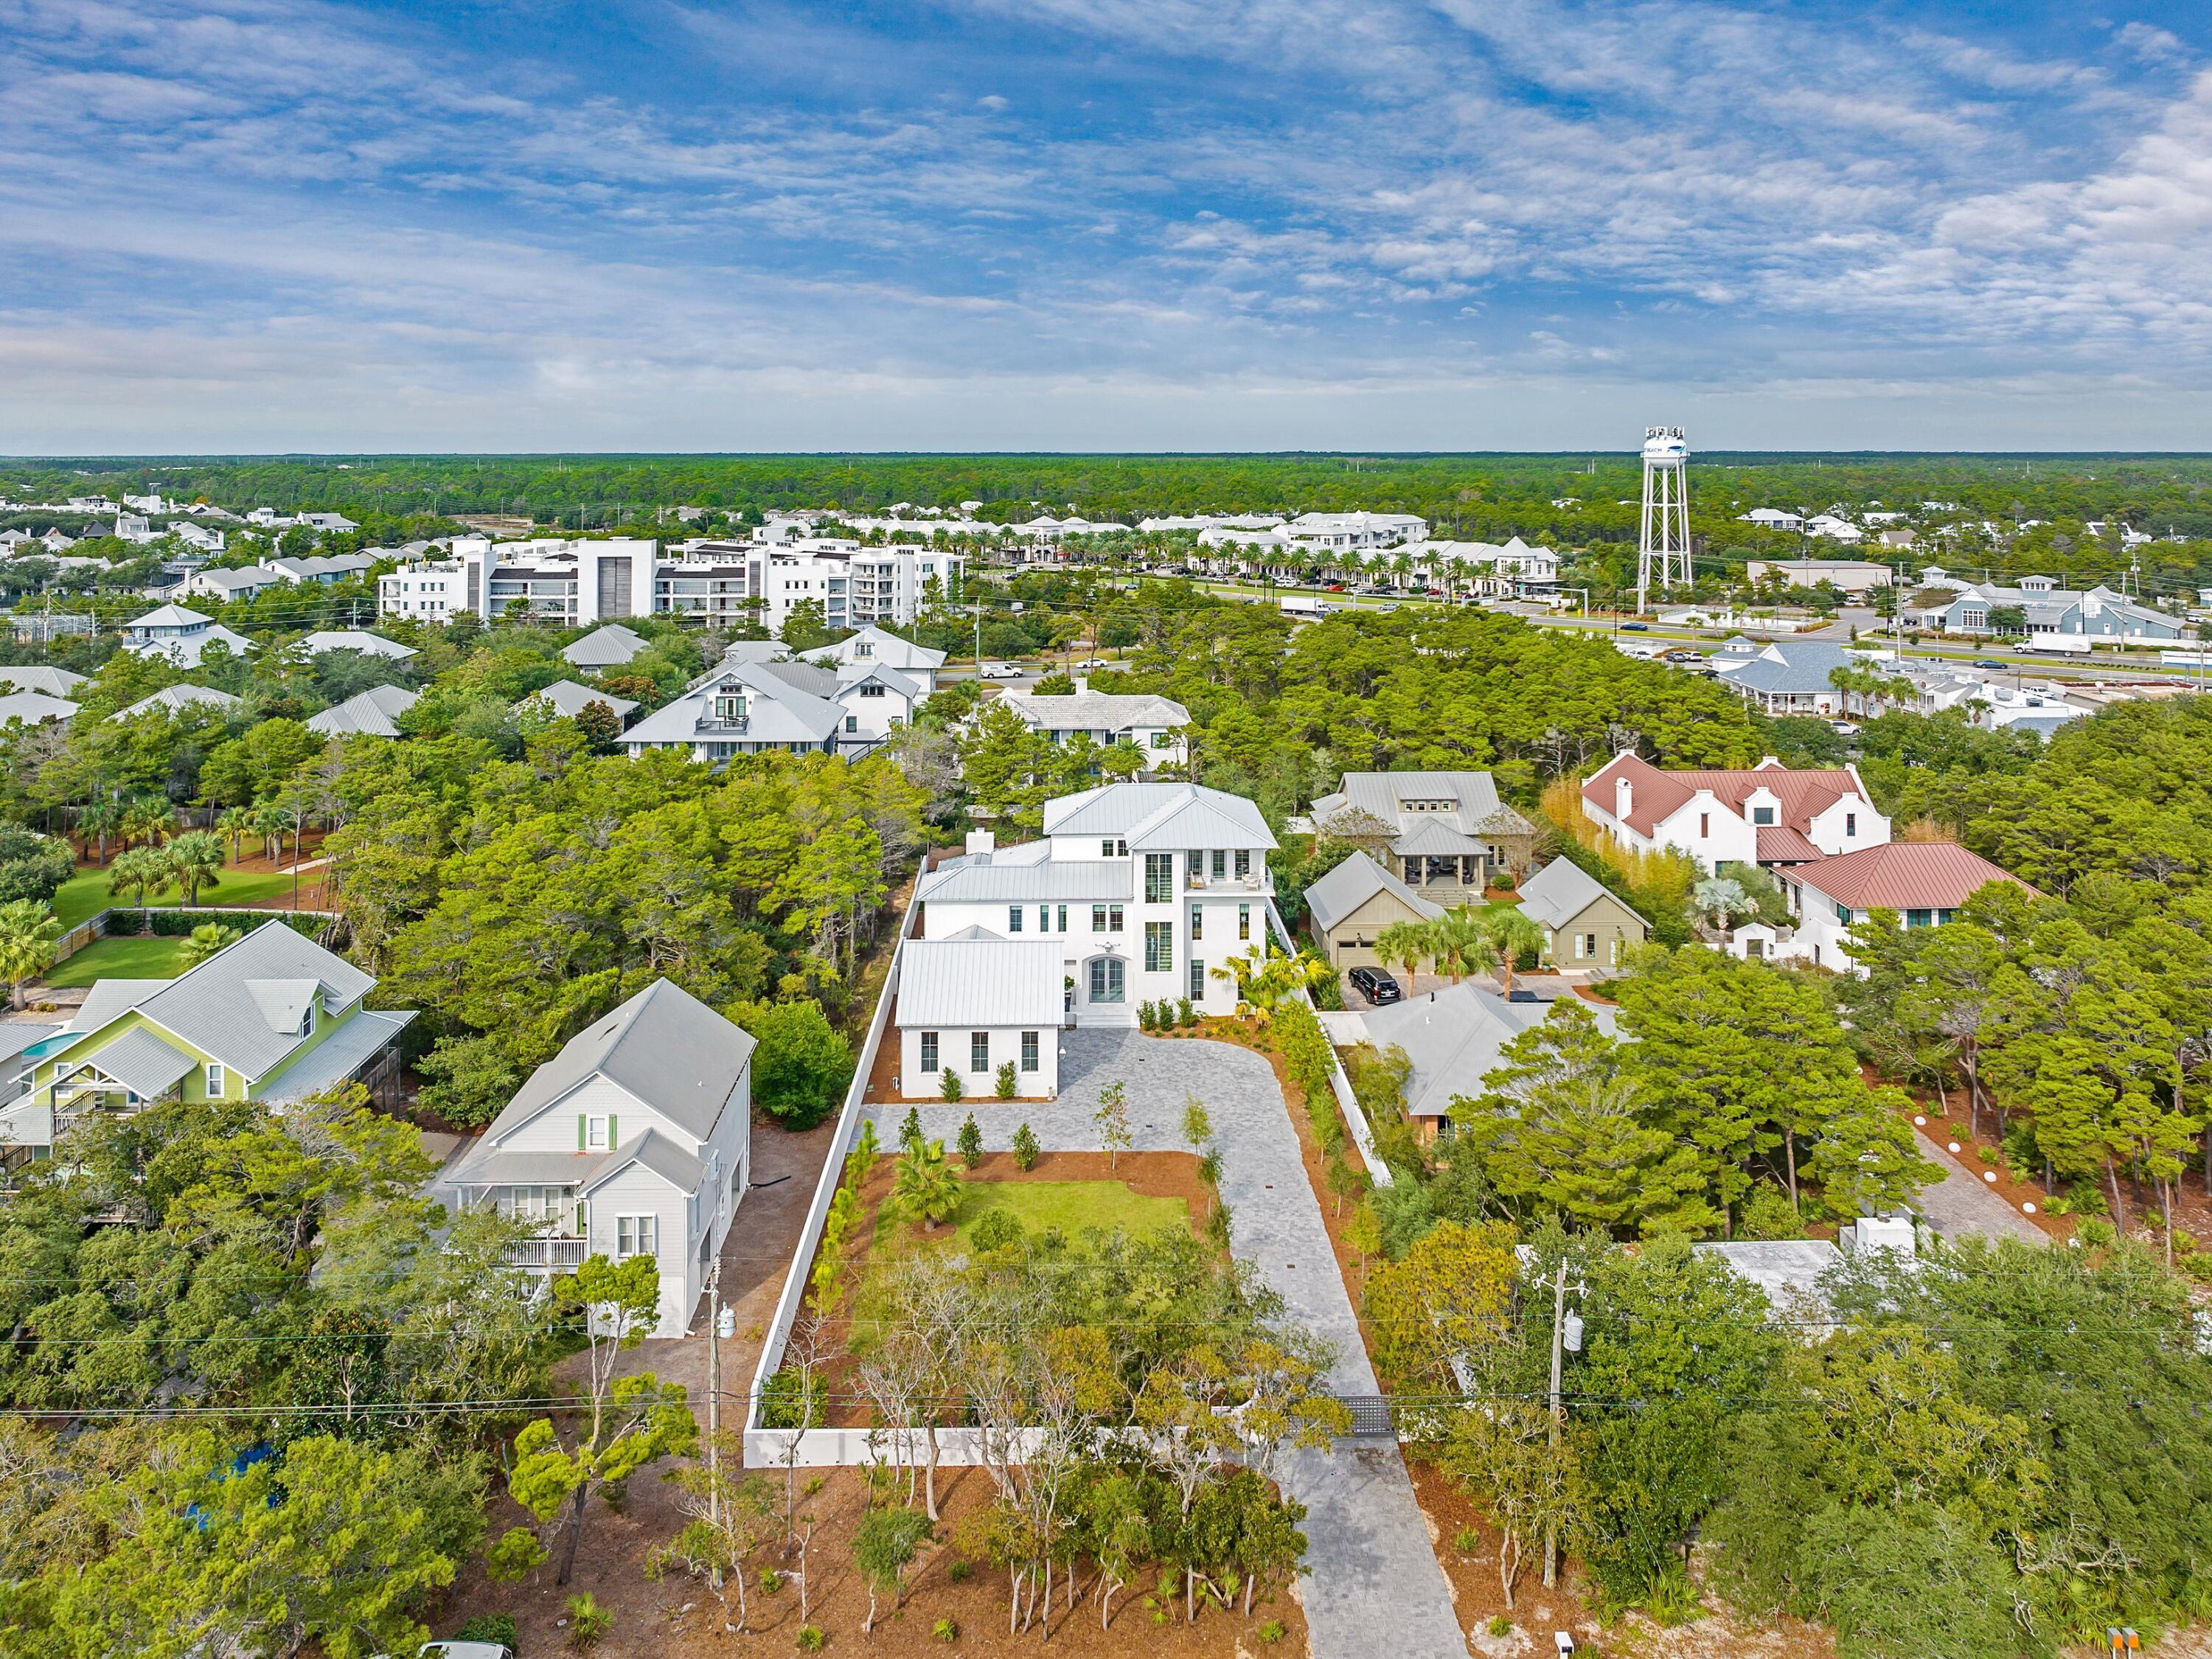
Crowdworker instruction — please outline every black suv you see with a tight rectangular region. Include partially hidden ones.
[1347,966,1402,1004]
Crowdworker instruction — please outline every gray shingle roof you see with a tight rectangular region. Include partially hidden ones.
[897,938,1065,1027]
[121,920,375,1079]
[487,978,754,1146]
[75,1026,195,1096]
[1515,858,1644,930]
[1304,850,1443,932]
[1360,984,1618,1120]
[585,1127,706,1195]
[563,623,648,667]
[259,1009,415,1106]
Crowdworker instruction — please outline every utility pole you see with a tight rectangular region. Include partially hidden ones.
[1545,1258,1584,1588]
[706,1259,724,1531]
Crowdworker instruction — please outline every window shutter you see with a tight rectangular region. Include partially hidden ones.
[577,1113,586,1150]
[608,1113,619,1148]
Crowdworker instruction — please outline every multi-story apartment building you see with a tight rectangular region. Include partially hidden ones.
[379,533,961,634]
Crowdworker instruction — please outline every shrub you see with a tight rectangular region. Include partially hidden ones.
[1012,1121,1040,1170]
[455,1613,520,1650]
[956,1112,984,1168]
[2076,1217,2116,1248]
[1736,1183,1804,1241]
[1454,1526,1481,1554]
[940,1066,963,1102]
[796,1627,826,1653]
[1138,999,1158,1032]
[1258,1619,1287,1645]
[1486,1614,1512,1637]
[1178,995,1196,1026]
[730,998,853,1128]
[995,1059,1018,1099]
[946,1557,973,1583]
[565,1592,612,1651]
[760,1567,784,1593]
[933,1617,959,1643]
[1975,1144,2001,1164]
[972,1208,1023,1252]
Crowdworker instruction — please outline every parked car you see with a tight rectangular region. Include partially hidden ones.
[1829,721,1861,737]
[1347,965,1402,1005]
[1074,656,1108,669]
[979,662,1023,681]
[1506,987,1548,1004]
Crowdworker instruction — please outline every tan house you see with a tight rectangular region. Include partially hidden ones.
[1310,771,1537,901]
[1304,850,1444,968]
[1515,857,1649,972]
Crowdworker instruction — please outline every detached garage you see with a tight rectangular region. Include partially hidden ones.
[895,936,1064,1101]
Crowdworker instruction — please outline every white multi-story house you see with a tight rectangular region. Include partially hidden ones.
[994,689,1191,769]
[1281,511,1427,552]
[706,642,922,746]
[378,557,467,622]
[895,937,1065,1101]
[619,660,844,762]
[800,626,947,697]
[438,979,754,1338]
[911,783,1277,1037]
[1580,752,1888,875]
[121,605,254,669]
[1754,842,2027,973]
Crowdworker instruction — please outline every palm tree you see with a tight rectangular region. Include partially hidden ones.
[76,799,122,864]
[181,921,242,968]
[216,805,253,864]
[1478,909,1549,992]
[107,845,173,915]
[1428,910,1498,985]
[1374,919,1430,987]
[0,899,61,1009]
[890,1138,963,1231]
[251,804,288,866]
[122,795,174,851]
[167,830,226,905]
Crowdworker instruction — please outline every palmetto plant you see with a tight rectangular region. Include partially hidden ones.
[1478,909,1548,992]
[1428,910,1498,985]
[890,1138,963,1231]
[167,830,226,905]
[76,799,122,863]
[1373,919,1430,985]
[1210,942,1330,1021]
[122,795,175,851]
[0,899,62,1009]
[107,845,173,913]
[216,804,254,863]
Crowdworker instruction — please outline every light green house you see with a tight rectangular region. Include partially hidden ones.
[0,921,414,1169]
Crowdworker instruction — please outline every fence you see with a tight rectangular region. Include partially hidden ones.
[1265,896,1392,1189]
[49,906,341,969]
[742,877,922,1467]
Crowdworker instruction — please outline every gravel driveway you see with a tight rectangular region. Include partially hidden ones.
[873,1027,1471,1658]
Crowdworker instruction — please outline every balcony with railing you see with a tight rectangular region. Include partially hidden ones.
[501,1234,588,1271]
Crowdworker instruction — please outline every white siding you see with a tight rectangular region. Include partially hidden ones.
[491,1077,664,1155]
[587,1163,695,1337]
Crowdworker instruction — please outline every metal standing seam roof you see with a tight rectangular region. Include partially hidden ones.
[258,1009,417,1106]
[802,626,947,674]
[306,684,420,737]
[918,855,1135,904]
[1391,818,1490,858]
[116,922,375,1079]
[621,662,844,748]
[1514,857,1645,930]
[299,630,417,661]
[0,691,79,724]
[0,666,86,697]
[66,979,165,1034]
[562,623,649,667]
[998,691,1191,732]
[1314,772,1537,842]
[526,679,640,720]
[1584,752,1867,838]
[111,684,241,722]
[1043,782,1277,850]
[1754,826,1825,863]
[754,659,840,698]
[485,978,755,1147]
[1713,641,1865,695]
[1304,850,1444,932]
[897,938,1066,1028]
[836,661,922,699]
[127,605,212,630]
[1795,842,2030,911]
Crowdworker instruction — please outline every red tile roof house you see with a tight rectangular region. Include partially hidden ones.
[1775,842,2033,973]
[1580,751,1890,876]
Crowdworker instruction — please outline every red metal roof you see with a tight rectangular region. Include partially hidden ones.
[1755,826,1823,863]
[1582,751,1868,839]
[1795,842,2029,910]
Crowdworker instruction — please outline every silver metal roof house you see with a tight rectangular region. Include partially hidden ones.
[563,622,650,668]
[1304,850,1443,933]
[897,938,1066,1029]
[306,683,420,737]
[522,679,640,722]
[1043,782,1277,850]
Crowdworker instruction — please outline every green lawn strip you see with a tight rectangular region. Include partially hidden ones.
[847,1178,1189,1354]
[44,934,195,987]
[52,866,311,929]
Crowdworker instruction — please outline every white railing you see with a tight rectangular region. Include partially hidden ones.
[744,875,924,1463]
[502,1236,588,1270]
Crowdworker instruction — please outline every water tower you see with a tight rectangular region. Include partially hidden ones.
[1635,425,1692,613]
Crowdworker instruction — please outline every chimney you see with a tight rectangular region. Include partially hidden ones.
[1615,774,1632,819]
[964,829,995,859]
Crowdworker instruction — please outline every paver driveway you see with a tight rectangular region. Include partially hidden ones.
[872,1027,1470,1659]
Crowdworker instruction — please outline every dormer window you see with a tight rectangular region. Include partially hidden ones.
[855,639,872,657]
[1752,807,1775,826]
[713,693,747,725]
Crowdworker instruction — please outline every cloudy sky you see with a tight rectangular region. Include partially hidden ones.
[4,0,2211,452]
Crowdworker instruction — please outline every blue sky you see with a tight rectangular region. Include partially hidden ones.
[4,0,2212,452]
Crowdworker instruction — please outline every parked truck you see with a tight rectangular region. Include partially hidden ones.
[1278,593,1332,617]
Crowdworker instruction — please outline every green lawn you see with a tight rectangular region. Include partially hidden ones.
[44,933,195,987]
[53,866,310,929]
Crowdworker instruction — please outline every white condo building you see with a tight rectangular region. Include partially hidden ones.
[379,533,961,633]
